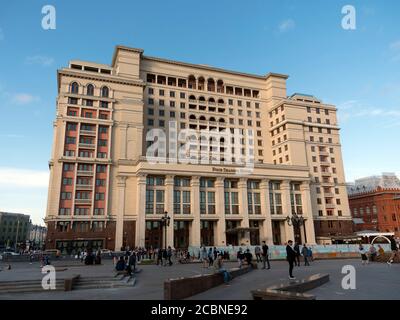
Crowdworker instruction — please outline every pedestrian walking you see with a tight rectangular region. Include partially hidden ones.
[301,244,310,266]
[162,248,168,266]
[244,249,253,267]
[359,244,369,265]
[387,236,399,265]
[237,248,245,268]
[261,241,270,269]
[213,247,218,261]
[127,251,136,275]
[294,241,301,266]
[156,248,163,266]
[208,247,214,267]
[286,240,296,280]
[369,245,377,262]
[254,245,262,263]
[201,246,208,268]
[167,246,173,266]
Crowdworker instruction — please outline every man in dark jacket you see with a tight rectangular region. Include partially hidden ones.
[127,251,136,275]
[387,236,399,264]
[293,241,301,266]
[244,249,253,266]
[286,240,296,280]
[261,241,270,269]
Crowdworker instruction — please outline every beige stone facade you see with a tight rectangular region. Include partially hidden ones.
[45,45,352,253]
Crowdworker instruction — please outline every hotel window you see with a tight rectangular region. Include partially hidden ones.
[180,92,185,99]
[325,109,329,115]
[180,102,186,109]
[97,152,107,158]
[67,123,77,131]
[170,91,175,98]
[68,97,78,105]
[70,82,79,94]
[246,101,251,108]
[148,108,154,115]
[159,89,164,96]
[100,101,109,108]
[269,181,282,215]
[94,208,104,216]
[170,111,176,118]
[78,150,93,158]
[200,178,216,215]
[61,192,72,200]
[228,99,233,105]
[255,103,260,109]
[99,126,108,134]
[95,193,105,201]
[316,108,320,114]
[248,180,261,215]
[170,101,175,107]
[96,165,107,173]
[63,163,74,171]
[98,139,107,147]
[159,99,165,106]
[148,98,154,105]
[101,86,109,98]
[307,107,311,113]
[65,137,76,144]
[86,84,94,96]
[180,112,186,119]
[290,183,303,214]
[224,179,239,214]
[59,208,71,216]
[148,88,154,95]
[159,120,165,127]
[159,110,165,117]
[148,119,154,126]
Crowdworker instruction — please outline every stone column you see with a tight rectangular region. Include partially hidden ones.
[115,176,127,251]
[238,178,250,245]
[215,177,226,246]
[281,180,294,243]
[119,125,128,159]
[190,176,201,247]
[165,175,175,248]
[135,174,147,247]
[260,179,273,245]
[301,181,316,244]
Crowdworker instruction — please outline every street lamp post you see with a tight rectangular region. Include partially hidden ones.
[161,211,171,250]
[285,213,305,243]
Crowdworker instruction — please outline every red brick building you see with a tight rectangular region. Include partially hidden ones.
[348,174,400,237]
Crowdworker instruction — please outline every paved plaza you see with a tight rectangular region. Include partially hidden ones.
[0,258,399,300]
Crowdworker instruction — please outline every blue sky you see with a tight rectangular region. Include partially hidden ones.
[0,0,399,224]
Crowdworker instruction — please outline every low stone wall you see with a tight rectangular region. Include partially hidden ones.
[64,274,80,291]
[164,265,254,300]
[252,273,329,300]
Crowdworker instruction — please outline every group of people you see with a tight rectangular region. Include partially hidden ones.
[78,249,102,265]
[285,241,314,279]
[199,246,230,268]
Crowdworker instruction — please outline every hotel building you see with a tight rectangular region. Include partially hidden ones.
[45,45,352,253]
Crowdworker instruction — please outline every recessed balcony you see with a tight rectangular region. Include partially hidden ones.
[75,198,91,204]
[77,170,94,176]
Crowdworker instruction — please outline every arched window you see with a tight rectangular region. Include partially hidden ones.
[217,80,224,93]
[87,84,94,96]
[218,118,225,123]
[207,78,215,92]
[101,86,109,98]
[188,75,196,89]
[198,96,206,103]
[208,97,215,103]
[198,77,205,90]
[189,95,196,101]
[70,82,79,94]
[199,116,206,121]
[218,98,224,104]
[189,114,197,120]
[209,117,216,122]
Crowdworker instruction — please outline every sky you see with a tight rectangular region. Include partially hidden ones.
[0,0,399,225]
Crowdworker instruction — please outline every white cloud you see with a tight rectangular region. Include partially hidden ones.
[11,93,40,105]
[0,167,49,188]
[25,55,54,67]
[278,19,295,32]
[337,100,400,126]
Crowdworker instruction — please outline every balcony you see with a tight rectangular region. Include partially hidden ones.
[319,151,329,156]
[77,170,94,176]
[76,184,93,190]
[80,130,96,136]
[325,203,336,209]
[320,161,330,166]
[321,171,332,177]
[324,192,334,198]
[79,143,96,149]
[75,198,91,204]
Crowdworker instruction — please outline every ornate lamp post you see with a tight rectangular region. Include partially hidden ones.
[161,211,171,250]
[286,213,305,243]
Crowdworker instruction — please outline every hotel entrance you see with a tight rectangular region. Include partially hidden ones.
[249,220,260,245]
[225,220,240,246]
[174,220,190,249]
[200,220,214,246]
[145,220,162,249]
